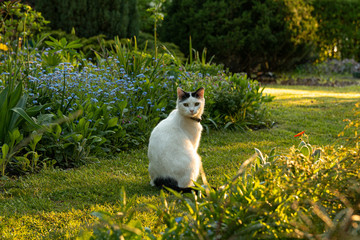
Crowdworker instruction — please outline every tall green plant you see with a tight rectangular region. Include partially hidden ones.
[0,83,45,176]
[147,0,166,60]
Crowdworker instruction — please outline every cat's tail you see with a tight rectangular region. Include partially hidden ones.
[153,177,198,194]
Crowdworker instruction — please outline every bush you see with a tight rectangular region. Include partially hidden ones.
[160,0,317,73]
[179,72,274,130]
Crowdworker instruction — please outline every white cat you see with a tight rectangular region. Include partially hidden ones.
[148,87,205,192]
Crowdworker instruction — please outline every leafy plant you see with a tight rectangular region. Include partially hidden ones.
[79,187,150,240]
[0,0,49,49]
[339,102,360,148]
[45,36,83,63]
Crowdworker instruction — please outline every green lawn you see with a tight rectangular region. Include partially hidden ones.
[1,85,359,239]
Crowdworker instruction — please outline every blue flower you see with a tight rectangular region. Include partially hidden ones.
[175,217,183,223]
[137,73,146,78]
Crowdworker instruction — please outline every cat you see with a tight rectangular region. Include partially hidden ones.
[148,87,205,193]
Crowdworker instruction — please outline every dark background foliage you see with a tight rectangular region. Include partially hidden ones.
[312,0,360,61]
[28,0,139,39]
[159,0,317,74]
[159,0,360,73]
[23,0,360,74]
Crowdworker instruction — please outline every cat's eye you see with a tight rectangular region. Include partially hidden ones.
[183,103,189,107]
[195,102,200,106]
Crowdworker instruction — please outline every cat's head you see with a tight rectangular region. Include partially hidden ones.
[176,87,205,119]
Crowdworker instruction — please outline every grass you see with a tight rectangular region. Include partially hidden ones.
[1,84,360,239]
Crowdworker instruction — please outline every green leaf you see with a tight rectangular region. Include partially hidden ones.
[1,144,9,159]
[8,82,23,110]
[11,107,41,129]
[107,117,118,128]
[66,40,83,49]
[312,149,321,161]
[91,211,113,222]
[255,148,266,164]
[300,145,311,158]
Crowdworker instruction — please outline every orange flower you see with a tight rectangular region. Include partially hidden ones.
[294,131,305,137]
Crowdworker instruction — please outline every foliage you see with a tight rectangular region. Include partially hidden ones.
[33,0,139,39]
[0,82,46,175]
[206,74,274,130]
[160,0,317,73]
[78,187,149,240]
[0,0,49,48]
[184,40,226,76]
[0,2,274,176]
[1,85,359,238]
[0,1,51,176]
[178,71,274,130]
[339,102,360,148]
[294,59,360,76]
[0,37,274,175]
[81,129,360,239]
[42,29,115,60]
[312,0,360,62]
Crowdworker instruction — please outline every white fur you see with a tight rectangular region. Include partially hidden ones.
[148,88,205,188]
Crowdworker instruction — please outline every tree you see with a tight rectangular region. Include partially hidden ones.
[34,0,139,39]
[312,0,360,61]
[160,0,317,73]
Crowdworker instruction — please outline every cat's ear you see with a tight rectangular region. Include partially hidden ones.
[194,87,205,99]
[177,87,186,99]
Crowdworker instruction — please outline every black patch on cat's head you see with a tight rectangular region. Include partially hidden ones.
[177,87,204,102]
[177,87,190,102]
[179,91,190,102]
[191,87,205,99]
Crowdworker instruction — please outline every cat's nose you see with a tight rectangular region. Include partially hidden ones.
[190,109,194,114]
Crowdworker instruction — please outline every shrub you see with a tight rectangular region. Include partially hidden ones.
[160,0,317,73]
[179,71,274,130]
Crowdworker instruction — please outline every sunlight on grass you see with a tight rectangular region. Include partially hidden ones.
[264,87,360,100]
